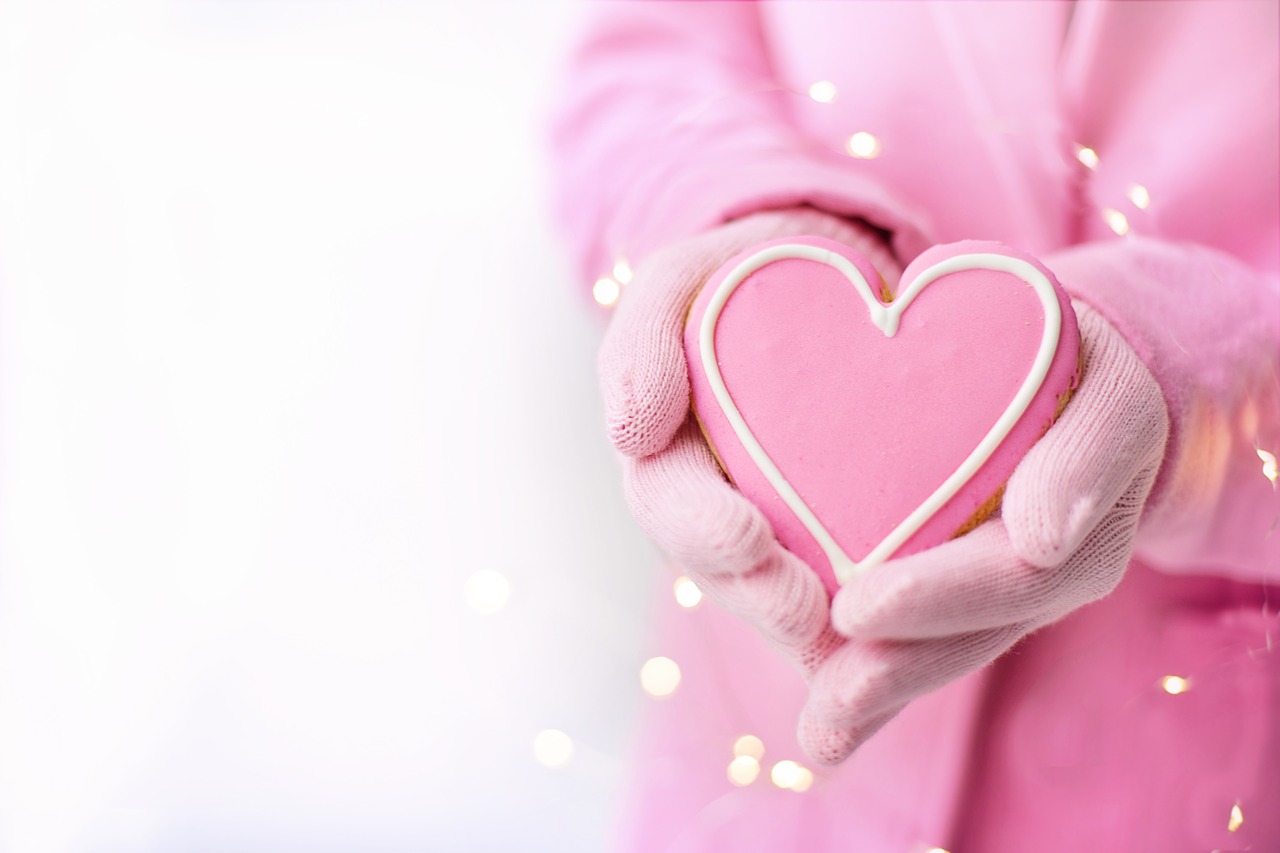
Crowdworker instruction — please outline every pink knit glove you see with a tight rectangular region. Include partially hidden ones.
[603,209,901,675]
[798,303,1171,764]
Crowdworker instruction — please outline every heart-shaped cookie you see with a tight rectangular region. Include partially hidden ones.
[685,238,1081,594]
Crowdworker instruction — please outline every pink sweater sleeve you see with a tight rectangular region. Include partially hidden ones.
[547,2,931,287]
[550,3,1279,584]
[1048,239,1280,582]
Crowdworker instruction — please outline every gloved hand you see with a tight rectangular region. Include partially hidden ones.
[797,303,1171,764]
[601,208,900,676]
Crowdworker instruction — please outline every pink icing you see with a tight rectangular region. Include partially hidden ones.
[685,237,1081,594]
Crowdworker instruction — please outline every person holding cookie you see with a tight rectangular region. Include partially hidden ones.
[550,3,1279,850]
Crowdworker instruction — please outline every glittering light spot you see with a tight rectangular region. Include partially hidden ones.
[1128,183,1151,210]
[926,848,953,853]
[463,569,510,614]
[733,734,765,761]
[1076,145,1099,169]
[673,576,703,609]
[846,131,881,159]
[593,277,621,307]
[1258,448,1278,485]
[727,755,760,786]
[532,729,574,769]
[640,656,681,698]
[1161,675,1191,695]
[771,759,813,790]
[789,765,814,792]
[808,80,837,103]
[1102,208,1130,236]
[612,258,633,285]
[1229,802,1244,832]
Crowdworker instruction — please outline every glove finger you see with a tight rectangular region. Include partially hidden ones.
[797,701,906,767]
[834,522,1036,639]
[833,509,1130,640]
[1004,304,1169,567]
[624,419,776,575]
[1020,465,1160,631]
[804,624,1025,729]
[693,549,840,676]
[599,210,897,457]
[598,241,724,458]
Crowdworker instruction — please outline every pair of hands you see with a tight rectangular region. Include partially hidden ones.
[600,210,1170,764]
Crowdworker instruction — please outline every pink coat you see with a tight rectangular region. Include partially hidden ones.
[550,2,1280,850]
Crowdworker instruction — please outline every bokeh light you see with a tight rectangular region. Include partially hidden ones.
[789,766,814,793]
[611,258,633,285]
[640,656,681,698]
[726,755,760,786]
[532,729,575,769]
[808,80,837,103]
[732,734,764,761]
[592,276,621,306]
[846,131,881,159]
[673,575,703,609]
[770,759,799,788]
[1257,448,1277,485]
[1128,183,1151,209]
[1102,207,1130,236]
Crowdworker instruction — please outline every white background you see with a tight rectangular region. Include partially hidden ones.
[0,2,660,850]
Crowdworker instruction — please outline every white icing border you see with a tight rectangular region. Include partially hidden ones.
[699,245,1062,586]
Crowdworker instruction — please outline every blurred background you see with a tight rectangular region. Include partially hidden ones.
[0,1,662,850]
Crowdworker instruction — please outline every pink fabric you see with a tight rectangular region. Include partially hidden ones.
[1046,239,1280,580]
[616,558,1280,852]
[550,1,1280,849]
[549,2,932,282]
